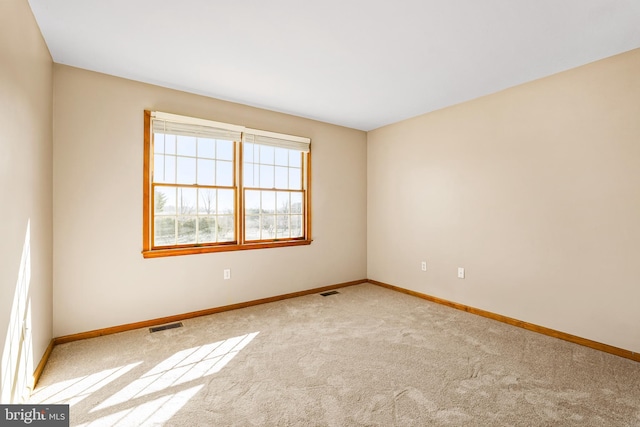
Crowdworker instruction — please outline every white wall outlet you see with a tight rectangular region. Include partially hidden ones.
[421,261,427,271]
[457,267,465,279]
[223,269,231,280]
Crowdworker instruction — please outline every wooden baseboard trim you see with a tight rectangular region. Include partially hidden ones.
[368,279,640,363]
[54,279,368,345]
[32,339,55,389]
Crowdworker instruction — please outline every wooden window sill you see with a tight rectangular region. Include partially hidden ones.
[142,239,312,258]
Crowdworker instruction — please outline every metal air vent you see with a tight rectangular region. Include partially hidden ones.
[149,322,183,333]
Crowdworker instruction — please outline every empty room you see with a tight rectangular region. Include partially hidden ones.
[1,0,640,425]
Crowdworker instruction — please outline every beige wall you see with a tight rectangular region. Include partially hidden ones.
[0,0,53,402]
[53,65,367,337]
[368,49,640,353]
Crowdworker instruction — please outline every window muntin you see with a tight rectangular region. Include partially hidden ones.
[143,111,311,257]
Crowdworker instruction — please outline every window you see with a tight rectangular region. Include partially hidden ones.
[143,111,311,258]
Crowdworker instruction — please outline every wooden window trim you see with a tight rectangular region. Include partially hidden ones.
[142,110,312,258]
[142,239,312,259]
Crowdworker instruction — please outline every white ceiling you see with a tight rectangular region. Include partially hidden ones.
[28,0,640,131]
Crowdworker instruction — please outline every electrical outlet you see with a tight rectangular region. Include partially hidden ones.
[224,269,231,280]
[457,267,465,279]
[421,261,427,271]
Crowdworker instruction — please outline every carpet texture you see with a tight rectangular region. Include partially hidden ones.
[30,283,640,426]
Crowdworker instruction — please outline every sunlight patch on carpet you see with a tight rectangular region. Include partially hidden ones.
[29,362,142,406]
[77,384,203,427]
[92,332,259,412]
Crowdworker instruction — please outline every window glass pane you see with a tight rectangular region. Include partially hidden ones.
[260,165,274,188]
[291,192,303,213]
[289,168,301,190]
[197,138,215,158]
[291,215,303,237]
[261,191,275,214]
[154,154,165,183]
[155,187,176,214]
[217,215,235,241]
[216,160,233,187]
[262,215,275,239]
[198,189,216,214]
[155,155,176,183]
[289,150,301,167]
[165,156,177,183]
[197,159,215,186]
[276,192,290,214]
[177,135,197,156]
[276,215,290,239]
[177,187,197,215]
[254,144,260,164]
[218,189,234,214]
[154,133,176,154]
[176,157,196,184]
[260,145,275,164]
[244,142,254,163]
[197,217,216,243]
[177,217,197,244]
[244,165,254,187]
[275,148,288,166]
[253,164,260,187]
[245,215,260,240]
[217,139,234,161]
[154,217,176,246]
[245,190,260,213]
[275,166,288,189]
[153,135,165,154]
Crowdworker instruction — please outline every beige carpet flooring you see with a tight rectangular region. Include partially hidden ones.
[30,283,640,426]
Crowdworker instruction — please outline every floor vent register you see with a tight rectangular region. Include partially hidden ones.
[319,291,340,297]
[149,322,183,333]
